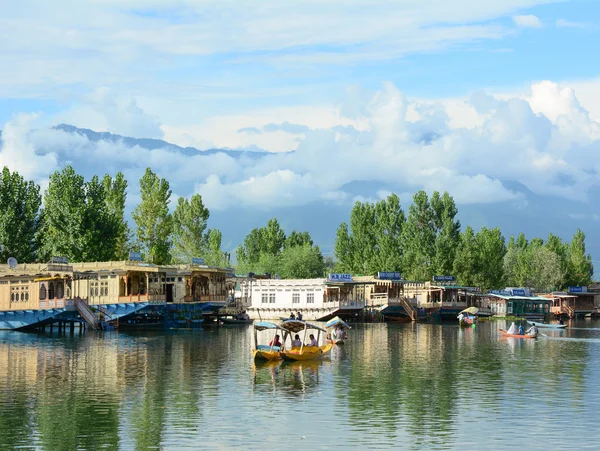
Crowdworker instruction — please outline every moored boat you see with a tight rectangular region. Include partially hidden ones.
[499,329,538,339]
[325,316,351,344]
[279,320,333,361]
[458,307,479,326]
[252,321,284,361]
[526,321,566,329]
[220,316,253,325]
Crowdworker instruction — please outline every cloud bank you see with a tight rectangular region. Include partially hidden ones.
[1,80,599,217]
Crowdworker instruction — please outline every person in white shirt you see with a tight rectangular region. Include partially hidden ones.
[507,322,518,334]
[309,334,318,347]
[292,334,302,347]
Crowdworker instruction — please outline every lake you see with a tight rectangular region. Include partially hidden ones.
[1,320,600,450]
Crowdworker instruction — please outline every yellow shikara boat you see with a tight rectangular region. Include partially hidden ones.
[279,320,333,361]
[252,321,284,361]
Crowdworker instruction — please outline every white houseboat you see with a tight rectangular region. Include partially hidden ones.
[244,273,368,321]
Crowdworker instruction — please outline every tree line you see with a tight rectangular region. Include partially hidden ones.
[0,166,227,267]
[0,166,594,290]
[334,192,594,291]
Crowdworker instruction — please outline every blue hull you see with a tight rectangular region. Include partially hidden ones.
[0,302,151,331]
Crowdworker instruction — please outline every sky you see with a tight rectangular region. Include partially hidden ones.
[1,0,600,269]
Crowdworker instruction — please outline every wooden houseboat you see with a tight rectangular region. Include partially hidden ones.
[486,288,551,320]
[542,286,597,319]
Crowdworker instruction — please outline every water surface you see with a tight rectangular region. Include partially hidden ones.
[1,321,600,450]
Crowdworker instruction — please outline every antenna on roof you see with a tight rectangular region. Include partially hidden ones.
[7,257,18,270]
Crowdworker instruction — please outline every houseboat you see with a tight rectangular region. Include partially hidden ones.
[0,255,234,331]
[243,274,366,321]
[542,286,598,319]
[485,288,551,320]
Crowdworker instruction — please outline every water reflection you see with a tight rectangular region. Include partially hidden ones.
[0,321,599,450]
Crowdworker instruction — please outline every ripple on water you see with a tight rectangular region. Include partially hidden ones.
[2,322,600,449]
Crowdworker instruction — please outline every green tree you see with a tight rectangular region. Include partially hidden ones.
[474,227,506,289]
[284,230,313,249]
[452,226,478,287]
[0,167,42,263]
[545,233,569,288]
[102,172,130,259]
[333,194,404,274]
[567,229,594,286]
[432,193,460,276]
[204,229,229,267]
[171,194,210,263]
[278,244,325,278]
[401,190,435,280]
[522,246,562,292]
[132,168,172,264]
[38,166,117,262]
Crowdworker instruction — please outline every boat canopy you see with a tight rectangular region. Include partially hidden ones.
[254,321,281,331]
[460,307,479,315]
[326,316,351,330]
[280,319,326,333]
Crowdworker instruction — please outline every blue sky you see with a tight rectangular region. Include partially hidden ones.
[1,0,600,268]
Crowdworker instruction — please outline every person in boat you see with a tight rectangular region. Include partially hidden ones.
[526,323,539,336]
[308,334,318,347]
[458,313,464,322]
[269,334,282,348]
[292,334,302,347]
[297,311,303,321]
[518,324,524,335]
[559,318,564,325]
[507,322,518,334]
[335,325,346,339]
[289,312,296,320]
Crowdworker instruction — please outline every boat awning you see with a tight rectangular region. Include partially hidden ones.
[280,320,326,333]
[326,316,351,330]
[254,321,281,331]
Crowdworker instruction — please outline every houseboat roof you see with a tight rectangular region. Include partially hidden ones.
[487,293,550,301]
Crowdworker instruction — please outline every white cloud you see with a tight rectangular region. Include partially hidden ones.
[2,79,600,216]
[556,19,587,28]
[0,0,557,97]
[513,14,543,28]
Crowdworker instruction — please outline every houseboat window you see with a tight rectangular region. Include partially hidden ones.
[307,293,315,304]
[507,302,512,314]
[178,277,183,282]
[25,292,29,301]
[21,292,25,301]
[292,293,300,304]
[56,282,64,299]
[95,287,99,296]
[269,293,276,304]
[10,292,14,302]
[90,288,94,297]
[40,285,47,300]
[261,293,268,304]
[48,282,54,300]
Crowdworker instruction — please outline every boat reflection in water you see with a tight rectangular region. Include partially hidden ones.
[252,359,330,397]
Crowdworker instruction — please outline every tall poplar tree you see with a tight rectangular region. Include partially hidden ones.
[474,227,506,289]
[401,190,435,280]
[0,167,42,263]
[38,166,117,262]
[453,226,478,287]
[567,229,594,286]
[102,172,130,260]
[132,168,172,264]
[171,194,210,263]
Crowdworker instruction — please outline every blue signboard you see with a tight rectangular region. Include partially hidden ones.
[511,289,526,296]
[377,271,402,280]
[192,257,205,265]
[490,289,512,296]
[568,286,585,293]
[129,251,142,261]
[328,273,353,282]
[51,256,69,264]
[433,275,455,282]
